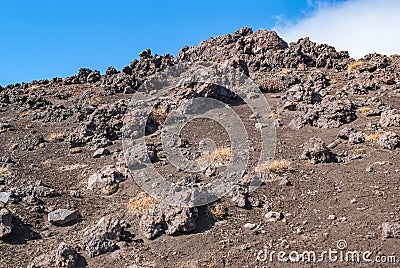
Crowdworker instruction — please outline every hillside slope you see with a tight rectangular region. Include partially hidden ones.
[0,28,399,267]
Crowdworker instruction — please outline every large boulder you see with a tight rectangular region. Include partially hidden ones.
[301,137,336,164]
[82,215,123,257]
[377,131,400,150]
[379,109,400,127]
[55,242,80,267]
[140,203,198,239]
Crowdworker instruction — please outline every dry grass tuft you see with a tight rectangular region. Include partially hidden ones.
[18,111,30,118]
[347,60,363,71]
[366,133,381,142]
[150,107,168,125]
[47,132,65,142]
[329,78,338,85]
[0,166,11,178]
[255,159,291,175]
[128,192,157,215]
[354,148,367,155]
[198,146,231,166]
[206,203,227,220]
[69,147,82,154]
[357,106,370,113]
[271,112,282,120]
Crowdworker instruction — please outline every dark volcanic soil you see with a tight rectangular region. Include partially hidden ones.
[0,28,399,268]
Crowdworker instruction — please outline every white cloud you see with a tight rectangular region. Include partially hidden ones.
[275,0,400,59]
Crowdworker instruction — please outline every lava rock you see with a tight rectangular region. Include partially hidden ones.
[48,209,78,226]
[82,215,123,257]
[382,222,400,239]
[20,134,44,151]
[290,95,356,129]
[301,137,336,164]
[265,211,284,222]
[348,132,366,144]
[92,148,110,158]
[230,185,249,208]
[377,131,400,150]
[140,203,198,239]
[337,127,358,140]
[87,165,125,195]
[379,109,400,127]
[0,191,11,204]
[55,242,80,267]
[0,208,13,238]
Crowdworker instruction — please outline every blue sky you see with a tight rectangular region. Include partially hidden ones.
[0,0,328,86]
[1,0,399,86]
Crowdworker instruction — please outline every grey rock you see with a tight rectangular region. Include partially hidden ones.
[55,242,79,267]
[83,238,116,258]
[92,148,110,158]
[290,95,356,129]
[48,209,78,225]
[33,184,58,197]
[278,177,292,186]
[0,208,13,238]
[265,211,284,222]
[337,127,358,140]
[28,243,81,267]
[204,166,216,177]
[366,166,374,172]
[301,137,336,164]
[20,134,44,151]
[243,223,256,230]
[379,109,400,127]
[328,214,336,220]
[0,191,11,204]
[0,156,12,163]
[377,131,400,150]
[87,165,125,195]
[140,203,198,239]
[230,185,249,208]
[0,122,13,131]
[82,215,123,257]
[348,132,365,144]
[382,222,400,239]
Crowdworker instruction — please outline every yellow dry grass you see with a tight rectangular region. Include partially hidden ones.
[206,203,227,220]
[17,111,30,118]
[0,166,11,178]
[347,60,363,71]
[329,78,338,85]
[198,146,231,166]
[150,107,168,124]
[69,147,82,154]
[47,132,65,142]
[93,96,104,103]
[255,159,291,175]
[271,112,282,120]
[357,106,370,113]
[366,133,381,142]
[26,85,40,91]
[354,148,367,155]
[128,192,157,215]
